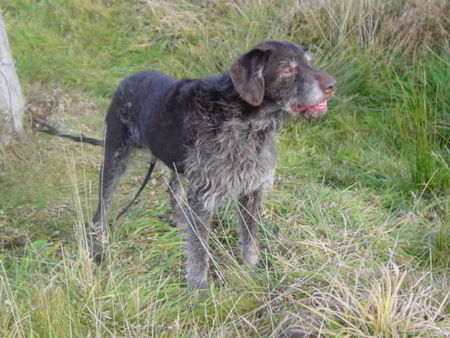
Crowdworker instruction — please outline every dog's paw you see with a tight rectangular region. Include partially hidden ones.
[93,251,103,265]
[171,217,189,230]
[187,276,208,290]
[278,327,318,338]
[243,246,260,267]
[90,241,105,265]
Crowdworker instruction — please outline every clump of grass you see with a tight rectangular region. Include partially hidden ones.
[390,65,449,194]
[285,0,449,54]
[291,262,449,336]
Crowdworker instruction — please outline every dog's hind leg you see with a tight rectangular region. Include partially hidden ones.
[237,189,263,267]
[91,114,133,263]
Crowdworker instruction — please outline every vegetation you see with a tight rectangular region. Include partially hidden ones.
[0,0,449,336]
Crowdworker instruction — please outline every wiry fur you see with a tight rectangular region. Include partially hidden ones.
[91,41,336,289]
[184,115,279,211]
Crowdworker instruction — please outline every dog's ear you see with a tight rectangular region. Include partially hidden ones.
[229,48,271,106]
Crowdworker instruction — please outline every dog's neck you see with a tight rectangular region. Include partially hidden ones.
[195,74,285,134]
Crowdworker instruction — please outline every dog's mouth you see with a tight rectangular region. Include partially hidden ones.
[290,100,328,114]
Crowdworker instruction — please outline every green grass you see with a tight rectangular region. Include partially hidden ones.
[0,0,449,336]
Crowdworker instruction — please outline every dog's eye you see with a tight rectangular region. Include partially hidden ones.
[281,67,297,77]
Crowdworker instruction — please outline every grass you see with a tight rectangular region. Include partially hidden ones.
[0,0,449,336]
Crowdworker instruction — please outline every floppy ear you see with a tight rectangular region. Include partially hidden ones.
[229,48,271,106]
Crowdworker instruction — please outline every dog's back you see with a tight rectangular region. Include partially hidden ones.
[107,70,193,170]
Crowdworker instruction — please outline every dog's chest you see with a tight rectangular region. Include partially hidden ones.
[185,118,277,210]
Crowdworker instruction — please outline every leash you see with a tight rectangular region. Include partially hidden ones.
[31,115,157,219]
[115,157,157,220]
[32,115,104,146]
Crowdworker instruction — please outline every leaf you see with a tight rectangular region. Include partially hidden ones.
[31,239,48,251]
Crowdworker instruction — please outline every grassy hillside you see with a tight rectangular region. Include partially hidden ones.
[0,0,449,336]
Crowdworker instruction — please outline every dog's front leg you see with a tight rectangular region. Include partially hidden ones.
[185,190,213,289]
[168,172,189,229]
[237,189,263,266]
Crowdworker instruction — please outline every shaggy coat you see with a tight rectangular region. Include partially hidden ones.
[92,41,336,289]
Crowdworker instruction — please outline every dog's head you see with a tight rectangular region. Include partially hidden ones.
[230,41,336,121]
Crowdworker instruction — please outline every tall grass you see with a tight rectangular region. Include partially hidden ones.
[1,0,449,336]
[391,66,449,193]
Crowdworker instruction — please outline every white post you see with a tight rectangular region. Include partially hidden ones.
[0,11,24,143]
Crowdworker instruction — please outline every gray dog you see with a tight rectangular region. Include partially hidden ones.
[91,41,336,289]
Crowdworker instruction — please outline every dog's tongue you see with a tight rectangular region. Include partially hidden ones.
[292,100,327,113]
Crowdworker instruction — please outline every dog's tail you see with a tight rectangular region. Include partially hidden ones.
[115,156,158,221]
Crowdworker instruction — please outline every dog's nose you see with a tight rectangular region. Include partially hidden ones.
[318,75,336,95]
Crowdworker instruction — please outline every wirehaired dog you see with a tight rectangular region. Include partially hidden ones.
[91,41,336,289]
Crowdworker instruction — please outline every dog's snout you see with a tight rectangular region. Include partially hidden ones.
[317,74,336,95]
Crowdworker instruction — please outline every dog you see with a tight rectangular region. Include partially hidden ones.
[91,40,336,289]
